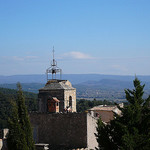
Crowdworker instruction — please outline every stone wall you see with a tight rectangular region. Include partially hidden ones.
[64,89,76,112]
[39,89,76,113]
[38,80,77,113]
[95,110,114,123]
[30,113,88,149]
[38,89,65,112]
[87,114,98,149]
[0,139,2,150]
[0,129,9,150]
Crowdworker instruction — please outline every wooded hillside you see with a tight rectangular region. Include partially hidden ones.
[0,87,38,129]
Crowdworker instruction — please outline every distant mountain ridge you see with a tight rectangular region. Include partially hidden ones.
[1,74,150,84]
[0,78,150,101]
[76,79,133,90]
[0,74,150,101]
[74,79,150,100]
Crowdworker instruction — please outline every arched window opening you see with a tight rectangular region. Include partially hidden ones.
[69,96,72,107]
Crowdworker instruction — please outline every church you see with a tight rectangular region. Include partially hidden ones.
[38,48,76,113]
[30,49,98,150]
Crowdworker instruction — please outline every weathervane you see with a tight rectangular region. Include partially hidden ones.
[46,47,62,80]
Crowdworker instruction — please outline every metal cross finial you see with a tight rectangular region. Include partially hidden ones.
[52,46,56,66]
[53,46,55,60]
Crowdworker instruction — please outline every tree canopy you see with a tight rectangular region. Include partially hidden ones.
[7,83,35,150]
[95,78,150,150]
[0,87,38,129]
[77,99,114,112]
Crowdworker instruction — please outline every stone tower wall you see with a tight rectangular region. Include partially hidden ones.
[38,89,64,112]
[30,113,88,149]
[64,89,76,112]
[87,114,98,149]
[38,88,76,112]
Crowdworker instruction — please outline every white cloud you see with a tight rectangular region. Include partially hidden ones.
[62,51,94,59]
[111,64,128,72]
[13,56,24,61]
[25,56,38,59]
[12,56,38,61]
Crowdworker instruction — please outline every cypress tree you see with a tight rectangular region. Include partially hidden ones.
[95,78,150,150]
[16,83,35,150]
[7,83,35,150]
[95,118,116,150]
[7,101,28,150]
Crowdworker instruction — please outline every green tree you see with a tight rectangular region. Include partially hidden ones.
[95,118,117,150]
[7,83,35,150]
[7,101,28,150]
[77,99,113,112]
[0,87,38,129]
[95,78,150,150]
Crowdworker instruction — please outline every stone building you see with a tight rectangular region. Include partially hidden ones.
[38,48,76,113]
[88,103,123,123]
[30,49,98,149]
[30,113,97,150]
[38,79,76,113]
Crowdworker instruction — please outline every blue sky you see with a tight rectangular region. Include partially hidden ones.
[0,0,150,75]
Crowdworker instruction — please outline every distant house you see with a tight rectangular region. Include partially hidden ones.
[88,103,123,123]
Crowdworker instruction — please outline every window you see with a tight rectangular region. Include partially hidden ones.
[69,96,72,107]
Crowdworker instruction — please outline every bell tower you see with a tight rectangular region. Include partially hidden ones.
[46,47,62,80]
[38,47,76,113]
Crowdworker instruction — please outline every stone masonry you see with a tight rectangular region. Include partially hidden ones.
[30,113,98,150]
[38,80,76,113]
